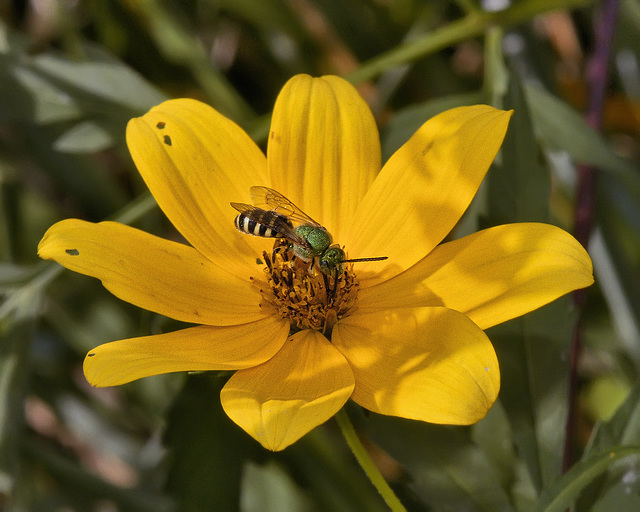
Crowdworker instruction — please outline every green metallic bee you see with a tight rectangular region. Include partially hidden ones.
[231,186,387,278]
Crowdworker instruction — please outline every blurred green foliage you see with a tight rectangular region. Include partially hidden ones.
[1,0,640,511]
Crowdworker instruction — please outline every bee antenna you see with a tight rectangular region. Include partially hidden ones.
[342,256,388,263]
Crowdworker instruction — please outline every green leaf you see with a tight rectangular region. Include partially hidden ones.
[576,385,640,510]
[29,43,166,114]
[122,1,253,122]
[273,424,389,512]
[54,121,114,153]
[163,374,260,512]
[614,0,640,73]
[487,68,550,225]
[21,125,127,217]
[241,461,313,512]
[218,0,303,40]
[0,28,80,124]
[2,36,165,126]
[591,480,640,512]
[485,66,572,495]
[489,301,577,495]
[471,402,524,505]
[594,174,640,369]
[4,63,83,124]
[534,446,640,512]
[0,323,31,502]
[524,84,640,201]
[0,264,41,288]
[365,414,515,512]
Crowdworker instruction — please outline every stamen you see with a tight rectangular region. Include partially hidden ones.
[260,240,358,335]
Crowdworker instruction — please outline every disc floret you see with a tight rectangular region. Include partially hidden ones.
[260,241,358,335]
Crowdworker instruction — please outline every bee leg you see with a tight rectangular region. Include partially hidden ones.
[329,271,339,305]
[271,239,291,261]
[322,272,331,304]
[271,241,282,259]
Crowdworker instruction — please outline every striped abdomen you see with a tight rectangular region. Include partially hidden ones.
[234,209,293,238]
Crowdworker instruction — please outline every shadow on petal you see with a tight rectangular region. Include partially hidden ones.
[84,316,290,387]
[221,330,355,451]
[346,106,512,281]
[357,223,594,330]
[332,307,500,425]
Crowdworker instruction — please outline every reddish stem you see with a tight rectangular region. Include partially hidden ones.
[563,0,619,472]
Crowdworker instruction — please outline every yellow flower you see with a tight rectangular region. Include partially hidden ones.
[38,74,593,451]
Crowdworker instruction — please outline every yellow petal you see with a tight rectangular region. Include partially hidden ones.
[267,74,380,241]
[357,223,594,330]
[38,219,267,325]
[221,329,355,451]
[126,98,268,276]
[346,105,513,281]
[332,308,499,424]
[84,316,290,386]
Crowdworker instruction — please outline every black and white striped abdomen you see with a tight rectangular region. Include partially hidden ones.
[234,210,293,238]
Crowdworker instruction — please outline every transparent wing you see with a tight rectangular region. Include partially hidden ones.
[230,202,254,214]
[249,186,322,227]
[230,202,308,246]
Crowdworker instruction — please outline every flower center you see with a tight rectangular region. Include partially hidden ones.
[258,240,358,335]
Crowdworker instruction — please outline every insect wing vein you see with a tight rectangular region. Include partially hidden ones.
[230,202,254,214]
[249,186,322,227]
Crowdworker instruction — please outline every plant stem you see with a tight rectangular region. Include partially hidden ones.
[564,0,620,472]
[346,0,593,85]
[123,0,255,122]
[335,409,406,512]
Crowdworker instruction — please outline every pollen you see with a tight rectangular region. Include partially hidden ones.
[261,240,358,335]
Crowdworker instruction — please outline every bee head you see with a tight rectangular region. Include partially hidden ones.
[318,247,346,276]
